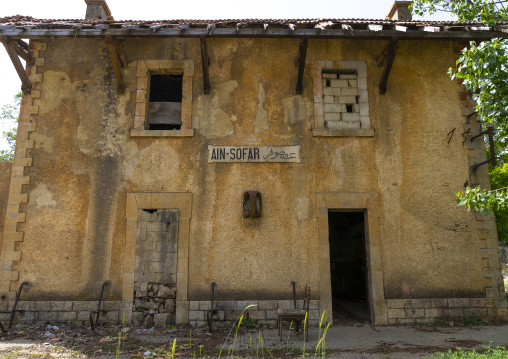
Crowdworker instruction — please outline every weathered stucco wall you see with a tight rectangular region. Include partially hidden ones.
[3,36,495,314]
[0,162,12,254]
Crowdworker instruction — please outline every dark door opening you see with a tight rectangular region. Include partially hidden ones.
[328,211,370,325]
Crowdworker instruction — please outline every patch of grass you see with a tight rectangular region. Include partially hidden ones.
[431,346,508,358]
[434,317,452,327]
[378,347,390,354]
[241,317,257,328]
[462,314,490,326]
[100,342,118,352]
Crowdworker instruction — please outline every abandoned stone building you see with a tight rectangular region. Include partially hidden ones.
[0,0,506,328]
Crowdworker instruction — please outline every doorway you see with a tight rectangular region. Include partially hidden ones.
[328,211,370,325]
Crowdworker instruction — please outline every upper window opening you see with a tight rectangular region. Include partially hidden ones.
[150,75,183,102]
[148,74,183,130]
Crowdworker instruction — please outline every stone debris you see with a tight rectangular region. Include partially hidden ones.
[133,282,176,328]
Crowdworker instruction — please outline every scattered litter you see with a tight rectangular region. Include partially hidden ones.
[144,351,151,356]
[43,331,54,337]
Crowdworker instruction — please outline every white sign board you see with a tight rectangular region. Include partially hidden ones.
[208,145,301,163]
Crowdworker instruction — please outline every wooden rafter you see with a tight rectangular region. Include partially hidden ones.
[200,35,211,94]
[1,28,504,40]
[0,35,34,94]
[377,37,398,95]
[295,36,308,94]
[104,35,126,94]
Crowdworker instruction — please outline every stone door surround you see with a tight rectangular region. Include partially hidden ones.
[315,192,386,325]
[124,192,192,324]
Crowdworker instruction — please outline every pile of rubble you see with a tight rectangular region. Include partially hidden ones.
[132,282,176,328]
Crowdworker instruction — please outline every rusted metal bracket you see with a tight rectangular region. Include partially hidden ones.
[465,111,478,124]
[291,281,297,309]
[470,126,496,171]
[200,35,211,94]
[296,36,308,94]
[8,282,30,329]
[0,281,31,333]
[0,36,34,94]
[447,128,455,144]
[89,281,110,331]
[206,282,217,333]
[376,37,398,95]
[105,35,126,94]
[462,128,471,143]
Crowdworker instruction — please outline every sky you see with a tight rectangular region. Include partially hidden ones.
[0,0,456,148]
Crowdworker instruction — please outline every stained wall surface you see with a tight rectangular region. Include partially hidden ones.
[0,162,12,253]
[0,37,500,322]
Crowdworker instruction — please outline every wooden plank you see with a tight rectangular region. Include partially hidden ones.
[0,36,31,94]
[105,35,126,94]
[379,37,398,95]
[1,28,507,40]
[200,35,210,95]
[296,36,308,95]
[0,36,33,65]
[110,37,127,67]
[13,39,29,51]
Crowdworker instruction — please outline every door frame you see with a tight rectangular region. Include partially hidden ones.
[315,192,387,325]
[124,192,192,324]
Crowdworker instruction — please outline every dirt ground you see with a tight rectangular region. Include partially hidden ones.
[0,324,230,358]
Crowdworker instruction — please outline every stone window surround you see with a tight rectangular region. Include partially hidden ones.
[315,192,386,325]
[312,60,374,137]
[131,60,194,138]
[124,193,192,325]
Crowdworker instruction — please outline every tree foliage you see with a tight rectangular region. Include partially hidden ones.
[412,1,508,220]
[0,92,20,161]
[412,0,508,25]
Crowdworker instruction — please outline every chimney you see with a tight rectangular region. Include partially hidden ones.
[85,0,113,20]
[386,1,413,21]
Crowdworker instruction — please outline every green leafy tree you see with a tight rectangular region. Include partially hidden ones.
[0,92,20,161]
[412,1,508,219]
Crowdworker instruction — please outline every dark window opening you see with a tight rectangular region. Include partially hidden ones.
[150,75,183,102]
[346,105,353,113]
[356,96,359,104]
[148,74,183,130]
[143,209,157,214]
[326,79,331,87]
[328,211,370,325]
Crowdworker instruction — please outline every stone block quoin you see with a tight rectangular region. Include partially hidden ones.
[0,40,45,302]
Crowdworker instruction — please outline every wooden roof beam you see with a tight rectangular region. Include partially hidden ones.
[1,28,506,40]
[200,35,210,94]
[105,35,126,94]
[296,36,308,94]
[0,35,33,94]
[377,37,398,95]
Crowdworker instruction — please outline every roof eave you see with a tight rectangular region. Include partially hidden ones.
[0,26,505,40]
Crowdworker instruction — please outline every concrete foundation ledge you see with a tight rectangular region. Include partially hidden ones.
[386,297,508,325]
[188,299,321,328]
[2,301,125,327]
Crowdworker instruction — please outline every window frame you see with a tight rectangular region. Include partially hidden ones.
[312,60,374,137]
[132,60,194,137]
